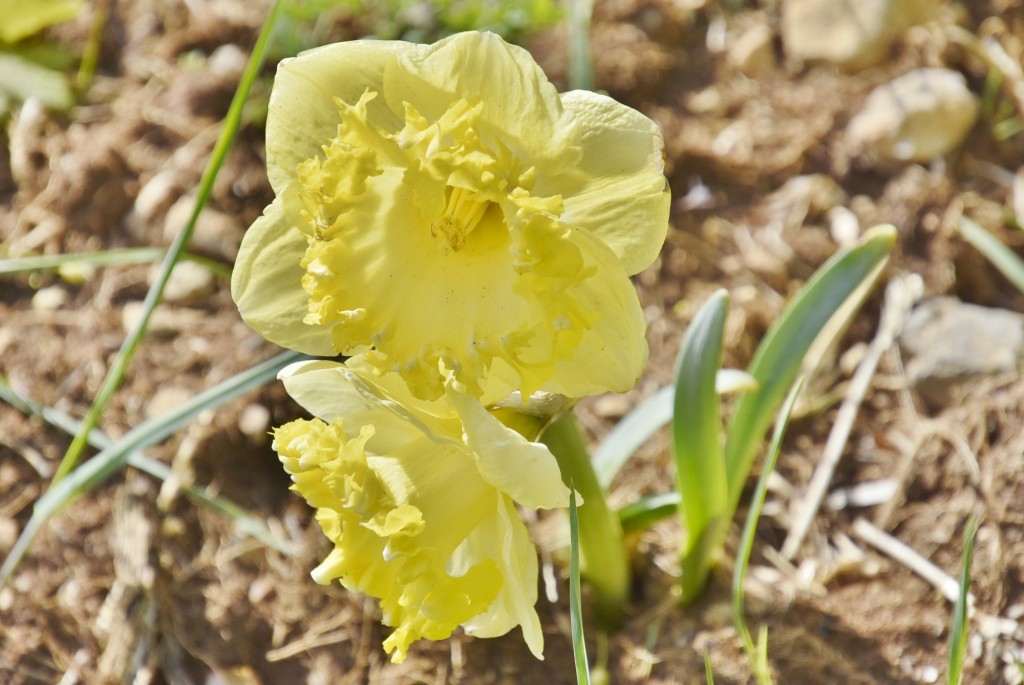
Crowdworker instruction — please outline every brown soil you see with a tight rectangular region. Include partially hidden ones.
[3,1,1023,683]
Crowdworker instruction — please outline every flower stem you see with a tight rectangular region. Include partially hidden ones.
[542,412,629,627]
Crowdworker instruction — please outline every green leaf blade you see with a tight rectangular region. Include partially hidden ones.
[0,350,303,588]
[569,488,592,685]
[673,289,730,603]
[592,386,673,489]
[724,225,896,501]
[946,516,978,685]
[956,216,1024,295]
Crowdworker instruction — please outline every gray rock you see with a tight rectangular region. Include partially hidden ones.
[152,261,216,305]
[847,68,979,164]
[122,301,204,336]
[164,195,242,263]
[899,297,1024,408]
[728,24,776,77]
[782,0,888,70]
[239,404,271,438]
[145,387,193,419]
[781,0,931,71]
[31,286,68,311]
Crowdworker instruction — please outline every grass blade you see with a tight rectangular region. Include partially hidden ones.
[0,378,296,555]
[569,487,592,685]
[0,247,231,278]
[593,386,673,489]
[956,215,1024,294]
[673,289,730,603]
[732,379,804,685]
[566,0,594,90]
[724,226,895,505]
[0,350,303,588]
[51,0,284,483]
[947,516,978,685]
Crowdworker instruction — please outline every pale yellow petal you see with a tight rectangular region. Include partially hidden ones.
[230,198,335,356]
[299,161,534,399]
[278,360,426,453]
[266,40,406,194]
[275,415,507,664]
[382,31,580,173]
[539,90,670,275]
[456,496,544,659]
[541,228,649,396]
[446,385,570,510]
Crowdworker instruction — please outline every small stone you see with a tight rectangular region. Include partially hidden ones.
[208,44,247,79]
[0,516,17,552]
[828,205,861,247]
[154,261,216,305]
[146,387,193,419]
[728,24,775,77]
[57,260,96,284]
[782,0,892,70]
[899,297,1024,408]
[847,68,979,165]
[164,195,242,262]
[781,0,932,71]
[32,286,67,311]
[122,301,204,336]
[130,170,179,238]
[239,404,271,439]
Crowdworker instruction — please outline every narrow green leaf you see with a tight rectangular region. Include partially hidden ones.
[0,377,296,556]
[51,0,285,484]
[593,369,754,491]
[593,386,673,489]
[0,53,73,110]
[569,487,592,685]
[947,516,978,685]
[0,350,303,589]
[732,379,803,685]
[617,491,681,535]
[674,289,730,603]
[956,215,1024,295]
[0,247,231,278]
[567,0,594,90]
[704,651,715,684]
[725,226,895,502]
[542,413,628,627]
[128,454,296,555]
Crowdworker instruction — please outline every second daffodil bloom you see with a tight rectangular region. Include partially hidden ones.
[232,31,670,401]
[272,358,572,662]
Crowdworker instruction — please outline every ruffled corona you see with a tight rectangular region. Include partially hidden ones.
[232,32,670,401]
[273,359,572,662]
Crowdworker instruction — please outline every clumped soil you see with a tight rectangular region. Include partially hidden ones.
[2,1,1024,683]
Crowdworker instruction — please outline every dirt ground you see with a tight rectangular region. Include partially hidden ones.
[3,0,1024,683]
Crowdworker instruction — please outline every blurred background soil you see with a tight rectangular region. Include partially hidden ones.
[2,0,1024,682]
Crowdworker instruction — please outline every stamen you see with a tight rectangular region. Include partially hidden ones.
[431,186,491,252]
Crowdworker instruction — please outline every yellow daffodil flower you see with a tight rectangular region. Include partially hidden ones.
[232,31,670,401]
[272,358,572,662]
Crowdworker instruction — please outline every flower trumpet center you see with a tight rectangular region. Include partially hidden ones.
[290,89,600,400]
[432,186,491,252]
